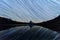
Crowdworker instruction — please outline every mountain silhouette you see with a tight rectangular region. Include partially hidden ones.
[0,17,36,31]
[36,15,60,32]
[0,15,60,32]
[0,17,29,30]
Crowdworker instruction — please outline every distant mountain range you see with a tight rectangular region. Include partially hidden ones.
[0,15,60,32]
[0,17,29,30]
[37,15,60,32]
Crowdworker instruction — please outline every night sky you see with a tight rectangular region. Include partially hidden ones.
[0,0,60,23]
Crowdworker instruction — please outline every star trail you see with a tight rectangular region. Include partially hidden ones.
[0,0,60,23]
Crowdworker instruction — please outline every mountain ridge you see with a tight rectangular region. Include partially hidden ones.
[0,15,60,32]
[38,15,60,32]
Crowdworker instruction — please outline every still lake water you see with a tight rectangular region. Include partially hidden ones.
[0,26,60,40]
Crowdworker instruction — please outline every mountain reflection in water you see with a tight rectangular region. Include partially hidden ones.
[0,26,60,40]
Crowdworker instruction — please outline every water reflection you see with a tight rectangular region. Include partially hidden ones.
[0,26,60,40]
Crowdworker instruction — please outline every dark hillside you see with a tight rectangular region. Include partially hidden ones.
[36,15,60,32]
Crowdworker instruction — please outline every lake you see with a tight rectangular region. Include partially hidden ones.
[0,26,60,40]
